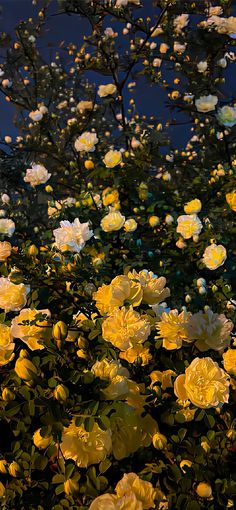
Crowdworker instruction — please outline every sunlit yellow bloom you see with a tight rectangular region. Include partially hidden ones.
[101,210,125,232]
[124,219,138,232]
[128,269,170,305]
[0,278,30,313]
[11,308,51,351]
[223,349,236,376]
[176,214,202,239]
[33,428,53,449]
[102,187,119,207]
[174,357,230,408]
[149,370,176,390]
[115,473,155,509]
[89,494,118,510]
[156,309,192,350]
[91,358,129,380]
[0,323,15,366]
[60,421,112,467]
[120,345,152,365]
[203,243,227,270]
[226,190,236,211]
[184,199,202,214]
[93,275,142,315]
[102,306,150,351]
[103,150,122,168]
[98,83,117,97]
[185,310,233,351]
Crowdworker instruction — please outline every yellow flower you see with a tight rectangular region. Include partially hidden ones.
[76,100,93,113]
[128,269,170,305]
[196,482,212,498]
[93,275,142,315]
[74,131,98,152]
[33,428,53,449]
[223,349,236,375]
[98,84,117,97]
[103,150,122,168]
[152,432,168,450]
[174,357,230,408]
[195,94,218,112]
[203,243,227,270]
[60,421,112,467]
[120,345,152,365]
[11,308,51,350]
[115,473,156,509]
[185,310,233,351]
[156,309,192,350]
[148,216,160,228]
[0,278,30,313]
[176,214,202,239]
[124,219,138,232]
[149,369,176,390]
[15,356,38,381]
[184,198,202,214]
[89,494,118,510]
[91,358,129,380]
[102,187,119,207]
[226,190,236,211]
[101,210,125,232]
[0,241,12,261]
[0,324,15,366]
[102,306,150,351]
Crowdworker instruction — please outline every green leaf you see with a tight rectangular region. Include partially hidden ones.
[186,501,201,510]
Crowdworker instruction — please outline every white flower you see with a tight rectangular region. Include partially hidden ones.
[173,14,189,34]
[74,131,98,152]
[197,61,208,73]
[195,95,218,113]
[24,164,51,187]
[98,84,117,97]
[103,150,122,168]
[53,218,93,253]
[0,219,15,237]
[1,194,10,204]
[29,109,44,121]
[176,214,203,240]
[217,106,236,127]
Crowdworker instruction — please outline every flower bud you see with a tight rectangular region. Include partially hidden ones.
[8,461,21,477]
[201,441,210,453]
[15,357,38,381]
[149,215,160,228]
[0,482,5,498]
[64,478,79,496]
[53,321,67,341]
[28,244,39,256]
[54,384,69,403]
[33,429,53,449]
[0,460,7,474]
[152,432,168,450]
[45,185,53,193]
[226,429,236,440]
[84,159,94,170]
[196,482,212,498]
[2,388,15,401]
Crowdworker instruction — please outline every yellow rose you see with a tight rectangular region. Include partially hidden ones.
[0,241,12,261]
[149,369,176,390]
[128,269,170,305]
[203,243,227,270]
[102,187,119,206]
[184,198,202,214]
[103,150,122,168]
[11,308,51,350]
[0,323,15,366]
[101,210,125,232]
[156,309,192,350]
[120,345,152,365]
[115,473,156,509]
[174,357,230,408]
[185,310,233,351]
[0,278,30,312]
[93,275,142,315]
[98,83,117,97]
[195,94,218,112]
[176,214,202,239]
[102,306,150,351]
[124,219,138,232]
[33,428,53,449]
[223,349,236,375]
[89,494,118,510]
[148,216,160,228]
[60,421,112,467]
[91,358,129,380]
[226,190,236,211]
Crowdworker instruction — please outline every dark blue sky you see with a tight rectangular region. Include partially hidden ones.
[0,1,235,149]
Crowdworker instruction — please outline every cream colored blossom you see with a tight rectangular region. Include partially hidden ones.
[0,324,15,366]
[101,210,125,232]
[156,309,192,350]
[29,109,43,121]
[174,357,230,408]
[0,278,30,312]
[185,310,233,351]
[60,421,112,467]
[103,150,122,168]
[74,131,98,152]
[53,218,93,253]
[102,306,150,351]
[91,358,129,380]
[0,241,11,261]
[176,214,203,239]
[0,218,15,237]
[203,243,227,270]
[203,15,236,38]
[217,106,236,127]
[98,84,117,97]
[173,14,189,34]
[24,163,51,187]
[195,95,218,113]
[128,269,170,305]
[11,308,51,351]
[184,199,202,214]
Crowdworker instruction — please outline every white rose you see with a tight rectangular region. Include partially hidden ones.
[195,94,218,113]
[74,131,98,152]
[53,218,93,253]
[217,106,236,127]
[28,109,44,121]
[0,219,15,237]
[24,164,51,187]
